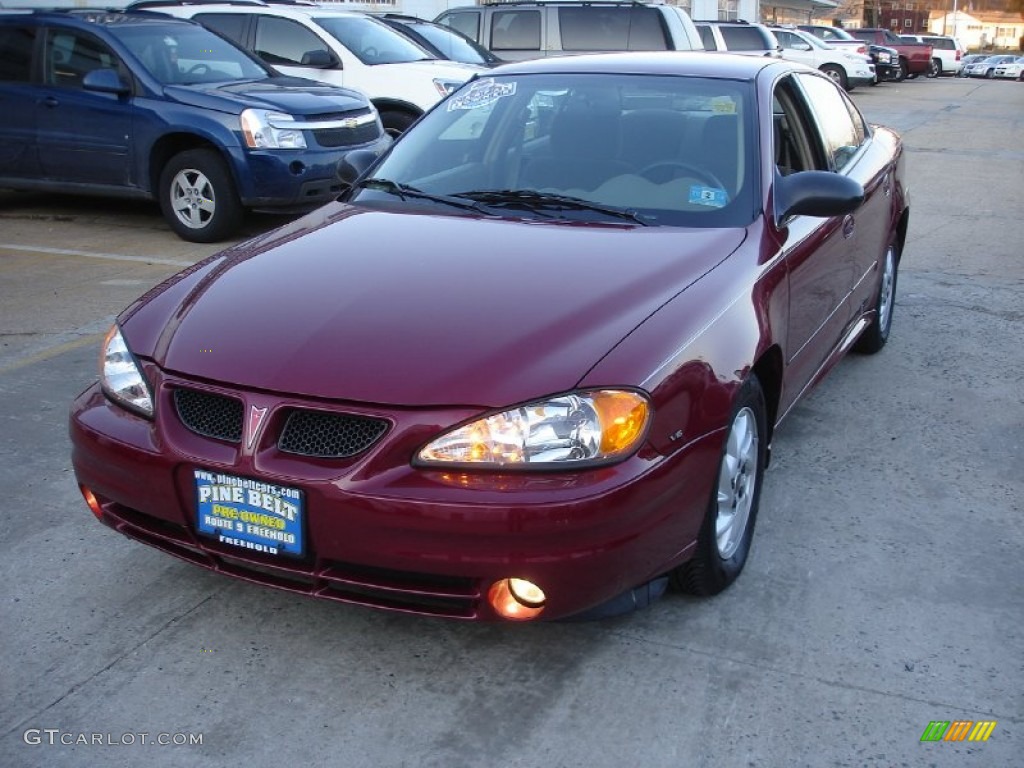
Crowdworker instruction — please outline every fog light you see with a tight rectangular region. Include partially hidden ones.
[80,485,103,519]
[488,578,546,621]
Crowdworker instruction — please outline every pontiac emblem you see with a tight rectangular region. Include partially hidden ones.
[246,405,268,450]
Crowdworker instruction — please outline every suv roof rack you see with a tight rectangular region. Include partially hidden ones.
[127,0,267,10]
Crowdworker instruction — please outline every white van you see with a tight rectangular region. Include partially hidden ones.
[434,1,703,62]
[133,2,485,134]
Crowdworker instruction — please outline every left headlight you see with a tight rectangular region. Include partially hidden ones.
[240,109,307,149]
[100,325,153,418]
[416,390,651,469]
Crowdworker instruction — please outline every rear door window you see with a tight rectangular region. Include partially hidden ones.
[490,10,541,52]
[558,7,668,51]
[719,26,768,51]
[0,25,36,82]
[194,13,249,47]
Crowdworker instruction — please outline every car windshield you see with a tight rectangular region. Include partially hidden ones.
[112,24,270,84]
[314,15,435,65]
[351,73,756,228]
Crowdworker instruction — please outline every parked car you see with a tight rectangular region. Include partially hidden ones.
[374,13,502,67]
[796,24,869,57]
[0,10,389,242]
[770,26,874,90]
[847,27,932,80]
[71,51,908,622]
[694,19,782,57]
[130,1,483,135]
[434,1,703,62]
[993,55,1024,80]
[956,53,990,76]
[962,54,1019,78]
[899,33,964,76]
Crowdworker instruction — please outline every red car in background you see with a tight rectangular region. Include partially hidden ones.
[71,53,909,621]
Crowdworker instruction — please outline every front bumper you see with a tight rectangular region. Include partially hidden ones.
[70,374,721,621]
[230,134,391,212]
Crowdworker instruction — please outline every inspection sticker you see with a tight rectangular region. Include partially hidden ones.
[194,470,304,557]
[711,96,737,114]
[689,186,728,208]
[447,78,516,111]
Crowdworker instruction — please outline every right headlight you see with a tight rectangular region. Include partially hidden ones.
[100,325,153,418]
[240,109,307,149]
[416,389,651,470]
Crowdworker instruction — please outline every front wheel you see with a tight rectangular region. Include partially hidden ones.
[854,240,899,354]
[670,376,767,596]
[820,64,849,91]
[159,149,242,243]
[896,58,909,81]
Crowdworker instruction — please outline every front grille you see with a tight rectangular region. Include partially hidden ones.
[173,388,243,443]
[313,121,381,148]
[278,409,388,458]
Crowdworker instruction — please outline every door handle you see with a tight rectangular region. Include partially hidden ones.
[43,96,59,108]
[842,215,855,239]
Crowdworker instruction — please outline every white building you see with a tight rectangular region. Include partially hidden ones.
[930,10,1024,51]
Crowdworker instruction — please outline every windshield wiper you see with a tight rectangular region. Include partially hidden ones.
[352,178,484,212]
[453,189,650,226]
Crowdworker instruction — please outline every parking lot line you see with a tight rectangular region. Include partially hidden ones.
[0,243,194,268]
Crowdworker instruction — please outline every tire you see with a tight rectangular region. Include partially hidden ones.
[927,58,941,78]
[820,64,849,91]
[854,239,899,354]
[379,109,418,138]
[159,149,242,243]
[985,68,994,79]
[670,375,767,596]
[896,58,909,81]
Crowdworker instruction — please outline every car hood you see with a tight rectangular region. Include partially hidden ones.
[162,76,368,116]
[123,204,745,407]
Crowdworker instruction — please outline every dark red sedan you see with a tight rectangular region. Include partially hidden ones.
[71,53,908,621]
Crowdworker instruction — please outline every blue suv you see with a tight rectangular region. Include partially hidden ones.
[0,11,390,241]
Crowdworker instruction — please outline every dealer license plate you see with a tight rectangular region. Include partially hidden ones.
[194,469,304,557]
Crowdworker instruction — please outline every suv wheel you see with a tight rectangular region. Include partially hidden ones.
[820,64,849,91]
[159,149,243,243]
[927,58,941,77]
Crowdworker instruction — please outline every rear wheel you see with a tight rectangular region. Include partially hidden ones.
[927,58,941,77]
[159,149,242,243]
[670,376,766,596]
[820,64,849,91]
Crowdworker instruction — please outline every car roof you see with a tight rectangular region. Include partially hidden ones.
[491,50,785,79]
[2,8,201,30]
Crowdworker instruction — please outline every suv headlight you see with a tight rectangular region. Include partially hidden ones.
[240,109,307,149]
[416,390,650,469]
[100,325,153,418]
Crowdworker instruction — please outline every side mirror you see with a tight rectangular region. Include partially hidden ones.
[83,68,130,95]
[299,49,336,68]
[775,170,865,219]
[337,148,382,187]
